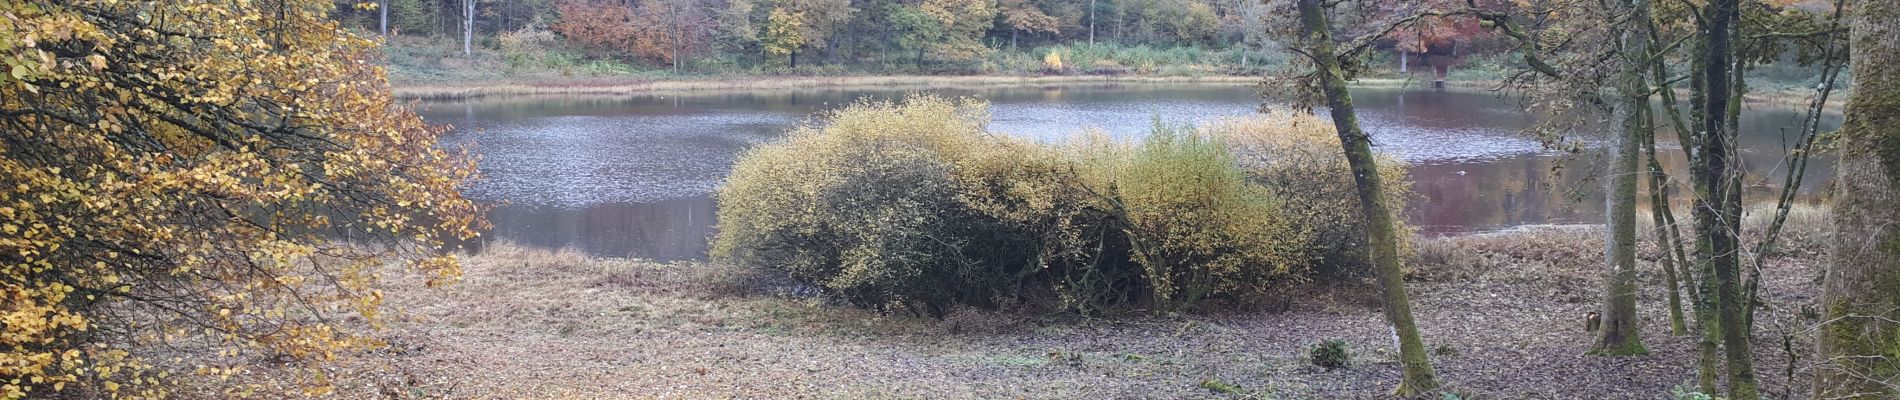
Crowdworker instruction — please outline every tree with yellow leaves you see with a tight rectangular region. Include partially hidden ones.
[1,0,483,398]
[760,6,807,67]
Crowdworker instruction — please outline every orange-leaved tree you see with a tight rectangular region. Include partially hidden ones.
[1,0,483,398]
[555,0,673,62]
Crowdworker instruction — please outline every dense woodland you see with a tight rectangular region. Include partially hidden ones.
[3,0,1897,399]
[338,0,1851,95]
[329,0,1548,77]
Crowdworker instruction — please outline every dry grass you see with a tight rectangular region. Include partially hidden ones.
[170,223,1831,399]
[1348,78,1846,110]
[390,74,1845,112]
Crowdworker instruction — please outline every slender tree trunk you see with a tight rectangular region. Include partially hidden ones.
[1750,0,1848,336]
[1815,0,1900,397]
[1088,0,1096,45]
[462,0,474,56]
[1432,62,1447,87]
[381,0,389,36]
[1641,11,1698,338]
[1399,50,1407,73]
[674,5,682,73]
[1646,124,1691,336]
[1684,27,1725,396]
[1591,0,1652,355]
[1294,0,1438,395]
[1696,194,1724,394]
[1702,0,1758,397]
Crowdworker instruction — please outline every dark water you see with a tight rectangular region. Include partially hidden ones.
[418,84,1839,260]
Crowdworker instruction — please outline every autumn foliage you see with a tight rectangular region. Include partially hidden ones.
[1,1,481,398]
[553,0,712,65]
[555,0,670,62]
[714,96,1409,315]
[1208,114,1414,278]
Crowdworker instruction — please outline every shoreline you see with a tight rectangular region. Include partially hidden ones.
[391,74,1842,110]
[390,74,1263,101]
[386,74,1518,101]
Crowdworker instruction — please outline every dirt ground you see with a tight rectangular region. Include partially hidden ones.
[169,220,1830,399]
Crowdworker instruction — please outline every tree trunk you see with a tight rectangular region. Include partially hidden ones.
[1647,125,1691,336]
[462,0,474,56]
[1815,0,1900,397]
[1701,0,1758,397]
[1088,0,1096,46]
[1294,0,1439,395]
[670,7,682,74]
[1675,20,1725,394]
[380,0,389,36]
[1642,11,1696,337]
[1591,0,1651,356]
[1399,50,1407,73]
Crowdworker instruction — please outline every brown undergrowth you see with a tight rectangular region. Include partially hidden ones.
[168,210,1829,399]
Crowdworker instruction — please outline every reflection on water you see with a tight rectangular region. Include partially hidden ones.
[418,84,1839,260]
[475,197,717,261]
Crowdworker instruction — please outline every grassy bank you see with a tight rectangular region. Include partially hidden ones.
[167,209,1830,398]
[390,72,1840,111]
[386,37,1843,108]
[391,74,1262,100]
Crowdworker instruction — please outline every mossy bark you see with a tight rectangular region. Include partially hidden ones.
[1684,25,1724,396]
[1590,0,1651,357]
[1293,0,1439,395]
[1639,4,1692,338]
[1815,0,1900,397]
[1645,133,1690,337]
[1701,0,1758,397]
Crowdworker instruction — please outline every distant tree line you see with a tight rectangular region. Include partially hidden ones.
[327,0,1527,73]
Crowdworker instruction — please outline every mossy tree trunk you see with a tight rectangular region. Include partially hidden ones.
[1642,108,1692,337]
[1293,0,1439,395]
[1590,0,1652,357]
[1683,25,1725,395]
[1815,0,1900,397]
[1637,0,1695,338]
[1700,0,1759,397]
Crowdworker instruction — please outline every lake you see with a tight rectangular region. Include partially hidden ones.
[417,83,1838,261]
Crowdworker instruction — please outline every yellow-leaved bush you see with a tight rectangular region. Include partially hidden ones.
[2,1,483,398]
[1207,113,1415,278]
[713,95,1399,315]
[713,96,1088,315]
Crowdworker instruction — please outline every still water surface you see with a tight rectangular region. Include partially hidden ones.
[418,84,1837,260]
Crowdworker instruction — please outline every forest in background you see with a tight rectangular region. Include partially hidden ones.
[338,0,1840,92]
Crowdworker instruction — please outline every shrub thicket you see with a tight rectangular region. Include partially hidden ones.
[713,95,1405,315]
[713,97,1089,315]
[1066,124,1307,309]
[1209,113,1415,279]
